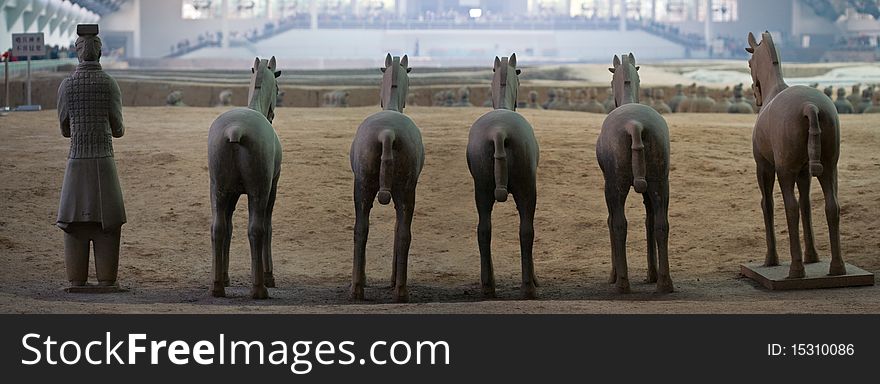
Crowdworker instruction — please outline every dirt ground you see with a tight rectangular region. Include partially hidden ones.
[0,106,878,314]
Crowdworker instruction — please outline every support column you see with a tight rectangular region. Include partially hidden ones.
[221,0,230,49]
[619,0,626,31]
[704,0,712,51]
[396,0,407,19]
[310,0,318,30]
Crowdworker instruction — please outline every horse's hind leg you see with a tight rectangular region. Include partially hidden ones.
[778,171,805,279]
[649,180,673,293]
[391,187,416,303]
[605,180,630,293]
[475,185,496,297]
[351,180,377,300]
[818,167,846,276]
[643,191,658,283]
[263,175,279,288]
[514,184,538,299]
[797,167,819,263]
[757,161,778,266]
[211,190,235,297]
[246,193,269,299]
[221,194,237,287]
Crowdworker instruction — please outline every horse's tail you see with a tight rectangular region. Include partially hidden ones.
[492,130,509,202]
[803,103,824,177]
[377,129,395,205]
[225,125,245,143]
[625,120,648,193]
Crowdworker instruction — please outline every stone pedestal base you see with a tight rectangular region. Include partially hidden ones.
[741,261,874,290]
[64,284,127,294]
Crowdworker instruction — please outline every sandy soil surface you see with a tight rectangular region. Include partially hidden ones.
[0,107,878,314]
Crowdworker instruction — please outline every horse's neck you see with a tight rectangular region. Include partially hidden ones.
[384,88,402,112]
[759,66,788,103]
[495,89,516,110]
[248,91,269,117]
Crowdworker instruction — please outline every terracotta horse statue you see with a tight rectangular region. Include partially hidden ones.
[597,53,673,293]
[350,54,424,303]
[467,54,540,299]
[208,57,282,299]
[746,31,845,278]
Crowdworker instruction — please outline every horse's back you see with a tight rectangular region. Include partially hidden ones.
[208,108,281,194]
[598,103,670,180]
[753,85,839,168]
[351,110,424,178]
[468,109,539,164]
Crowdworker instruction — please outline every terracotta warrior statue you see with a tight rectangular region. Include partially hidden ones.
[856,88,873,113]
[712,87,732,113]
[864,90,880,113]
[350,54,424,303]
[455,86,474,107]
[603,87,616,113]
[668,84,687,113]
[652,89,672,114]
[834,87,854,114]
[597,53,673,293]
[57,24,126,290]
[166,90,185,106]
[482,86,493,107]
[688,86,716,112]
[467,54,540,299]
[276,89,285,107]
[542,88,556,110]
[746,31,845,278]
[208,57,282,299]
[847,84,861,108]
[675,83,696,113]
[728,83,755,114]
[582,88,607,114]
[823,86,834,100]
[640,88,654,107]
[525,90,541,109]
[216,89,233,107]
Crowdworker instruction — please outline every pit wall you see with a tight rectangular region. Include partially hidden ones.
[5,77,740,111]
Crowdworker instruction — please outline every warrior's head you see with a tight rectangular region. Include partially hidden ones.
[75,24,102,63]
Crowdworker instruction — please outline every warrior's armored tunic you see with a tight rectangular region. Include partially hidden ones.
[56,61,126,231]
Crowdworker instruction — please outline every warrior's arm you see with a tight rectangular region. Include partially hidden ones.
[57,79,70,138]
[109,78,125,138]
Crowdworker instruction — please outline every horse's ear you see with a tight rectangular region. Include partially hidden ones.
[608,68,615,73]
[268,56,276,70]
[747,32,758,50]
[635,66,640,71]
[406,67,412,73]
[400,54,408,69]
[254,57,260,69]
[628,52,635,65]
[509,53,517,67]
[612,55,621,68]
[385,53,393,68]
[274,71,281,78]
[762,31,774,46]
[493,56,501,72]
[516,69,522,75]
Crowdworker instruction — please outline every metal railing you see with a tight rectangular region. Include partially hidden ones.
[3,58,79,78]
